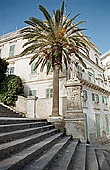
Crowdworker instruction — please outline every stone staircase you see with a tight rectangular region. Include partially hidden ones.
[0,105,110,169]
[0,104,23,118]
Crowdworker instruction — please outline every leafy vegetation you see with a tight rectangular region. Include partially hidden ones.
[0,58,24,105]
[0,58,8,83]
[0,75,24,105]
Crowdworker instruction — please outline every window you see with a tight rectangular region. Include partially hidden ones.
[46,89,53,98]
[83,90,88,102]
[8,67,14,75]
[102,96,104,103]
[9,45,15,57]
[96,58,98,65]
[95,94,99,103]
[31,62,37,74]
[93,74,96,84]
[102,96,108,105]
[29,90,37,96]
[77,65,82,79]
[92,93,99,103]
[92,93,95,101]
[88,71,93,82]
[0,49,1,57]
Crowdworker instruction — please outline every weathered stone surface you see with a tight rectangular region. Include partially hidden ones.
[64,119,85,141]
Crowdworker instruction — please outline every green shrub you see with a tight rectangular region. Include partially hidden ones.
[0,58,8,83]
[0,75,24,105]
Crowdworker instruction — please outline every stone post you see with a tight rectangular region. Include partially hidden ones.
[65,79,85,141]
[27,96,38,118]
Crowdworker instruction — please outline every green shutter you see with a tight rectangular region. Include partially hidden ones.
[95,114,101,137]
[96,58,98,65]
[77,65,82,79]
[96,94,99,103]
[105,97,107,105]
[92,93,95,101]
[85,114,89,139]
[102,96,104,103]
[83,90,87,100]
[46,89,49,98]
[50,89,53,97]
[105,114,109,135]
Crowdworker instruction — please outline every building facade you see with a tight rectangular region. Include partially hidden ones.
[0,29,110,141]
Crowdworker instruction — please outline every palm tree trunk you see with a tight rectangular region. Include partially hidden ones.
[52,65,60,116]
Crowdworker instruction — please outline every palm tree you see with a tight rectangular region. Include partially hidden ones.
[20,1,89,116]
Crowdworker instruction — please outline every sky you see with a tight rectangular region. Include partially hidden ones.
[0,0,110,54]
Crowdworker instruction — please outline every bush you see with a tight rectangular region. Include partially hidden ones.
[0,58,8,83]
[0,75,24,105]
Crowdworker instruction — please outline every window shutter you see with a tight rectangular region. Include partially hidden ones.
[102,96,104,103]
[92,93,95,101]
[46,89,49,98]
[83,90,87,99]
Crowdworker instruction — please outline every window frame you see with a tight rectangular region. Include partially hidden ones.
[46,88,53,98]
[31,62,37,75]
[9,45,15,57]
[8,66,14,75]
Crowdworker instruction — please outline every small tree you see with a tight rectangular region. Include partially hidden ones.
[0,58,24,105]
[0,75,24,105]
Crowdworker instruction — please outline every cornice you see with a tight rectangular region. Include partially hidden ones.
[80,52,105,71]
[0,30,23,44]
[80,79,110,95]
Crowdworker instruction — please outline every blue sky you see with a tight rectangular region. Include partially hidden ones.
[0,0,110,54]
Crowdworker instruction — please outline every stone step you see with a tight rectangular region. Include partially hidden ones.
[48,139,78,170]
[95,149,110,170]
[0,128,58,161]
[22,136,71,170]
[0,104,23,118]
[0,124,55,144]
[0,112,23,118]
[86,145,99,170]
[69,143,86,170]
[0,132,63,170]
[0,118,47,125]
[103,150,110,167]
[0,121,50,133]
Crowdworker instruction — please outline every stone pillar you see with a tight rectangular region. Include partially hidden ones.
[65,79,85,141]
[27,96,38,118]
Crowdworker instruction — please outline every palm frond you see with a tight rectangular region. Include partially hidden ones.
[60,1,64,23]
[40,58,48,72]
[29,17,50,32]
[34,58,44,70]
[39,5,55,36]
[74,52,87,69]
[46,60,52,74]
